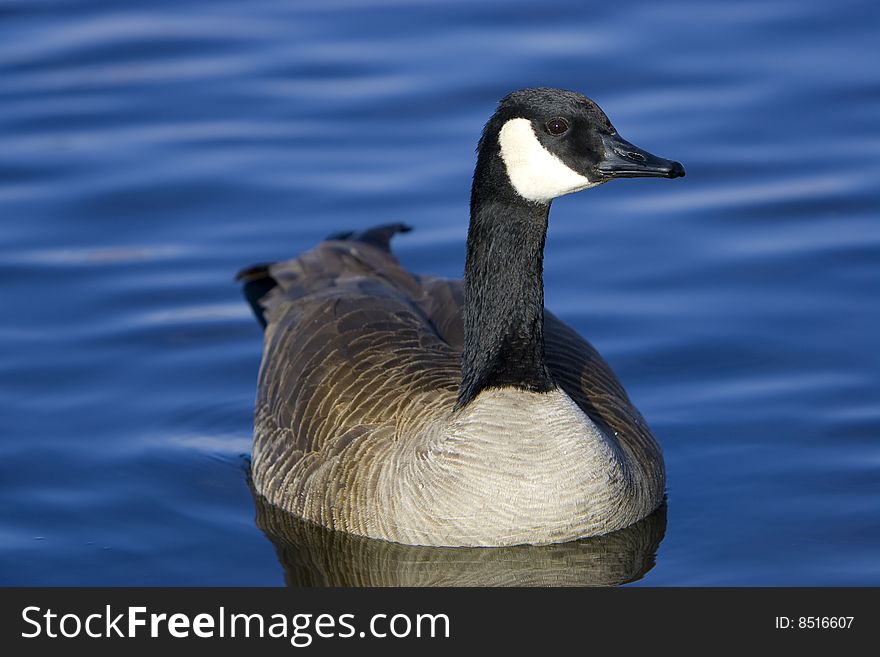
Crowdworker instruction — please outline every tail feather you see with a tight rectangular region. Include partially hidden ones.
[326,222,412,253]
[235,264,277,329]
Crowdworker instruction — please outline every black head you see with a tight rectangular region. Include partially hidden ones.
[477,88,685,204]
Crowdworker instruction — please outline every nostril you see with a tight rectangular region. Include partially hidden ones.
[627,152,646,162]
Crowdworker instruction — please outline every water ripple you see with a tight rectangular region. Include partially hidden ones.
[1,0,878,585]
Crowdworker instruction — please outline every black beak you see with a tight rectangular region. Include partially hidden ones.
[596,132,685,179]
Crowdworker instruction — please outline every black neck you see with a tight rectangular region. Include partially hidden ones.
[457,147,555,408]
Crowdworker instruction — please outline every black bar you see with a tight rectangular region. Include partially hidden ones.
[1,588,876,654]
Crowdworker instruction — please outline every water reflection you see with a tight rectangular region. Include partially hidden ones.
[253,493,667,587]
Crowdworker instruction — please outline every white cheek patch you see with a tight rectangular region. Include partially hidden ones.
[498,118,601,203]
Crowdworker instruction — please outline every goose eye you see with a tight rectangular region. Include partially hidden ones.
[545,118,569,135]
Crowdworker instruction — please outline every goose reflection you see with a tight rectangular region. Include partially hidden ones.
[252,492,667,587]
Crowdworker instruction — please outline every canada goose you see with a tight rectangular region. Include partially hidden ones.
[239,87,684,548]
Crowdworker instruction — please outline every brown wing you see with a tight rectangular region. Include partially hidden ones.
[252,240,461,484]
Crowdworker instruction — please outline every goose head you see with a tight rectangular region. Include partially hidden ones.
[476,87,685,205]
[460,88,685,409]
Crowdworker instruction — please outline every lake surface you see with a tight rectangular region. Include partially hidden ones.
[1,0,878,585]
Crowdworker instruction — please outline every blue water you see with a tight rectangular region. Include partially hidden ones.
[1,0,878,585]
